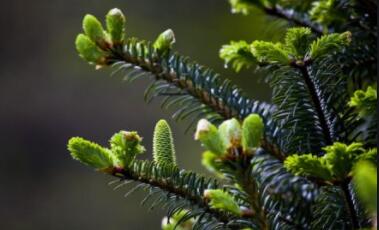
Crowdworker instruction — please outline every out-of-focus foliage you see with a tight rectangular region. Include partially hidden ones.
[349,86,377,117]
[353,161,377,214]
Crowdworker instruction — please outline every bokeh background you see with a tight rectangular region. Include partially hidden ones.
[0,1,287,229]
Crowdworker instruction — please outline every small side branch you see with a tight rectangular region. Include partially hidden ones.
[233,154,269,229]
[291,62,333,146]
[340,181,360,229]
[264,6,323,35]
[113,167,232,224]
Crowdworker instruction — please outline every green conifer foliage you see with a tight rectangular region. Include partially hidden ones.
[68,137,115,171]
[68,3,377,229]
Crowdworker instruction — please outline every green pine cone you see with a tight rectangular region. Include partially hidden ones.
[153,120,177,167]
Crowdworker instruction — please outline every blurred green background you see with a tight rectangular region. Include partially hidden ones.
[0,0,287,229]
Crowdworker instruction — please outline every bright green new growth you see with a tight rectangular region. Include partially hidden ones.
[68,131,146,170]
[110,131,145,168]
[161,210,194,230]
[106,8,126,44]
[153,120,177,167]
[284,154,333,180]
[68,137,114,170]
[83,14,110,49]
[353,161,377,214]
[218,118,242,149]
[323,142,365,179]
[251,41,290,64]
[219,41,256,72]
[356,148,377,164]
[285,142,374,181]
[241,114,264,152]
[308,31,351,59]
[204,189,242,216]
[349,86,377,117]
[75,34,106,64]
[284,27,312,57]
[195,119,226,155]
[221,28,352,70]
[153,29,176,55]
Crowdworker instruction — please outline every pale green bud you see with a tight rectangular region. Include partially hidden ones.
[153,29,175,55]
[242,114,264,152]
[75,34,106,64]
[218,118,242,149]
[106,8,126,44]
[195,119,226,155]
[110,131,145,168]
[83,14,110,50]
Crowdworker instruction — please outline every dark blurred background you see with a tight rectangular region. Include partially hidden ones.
[0,1,287,229]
